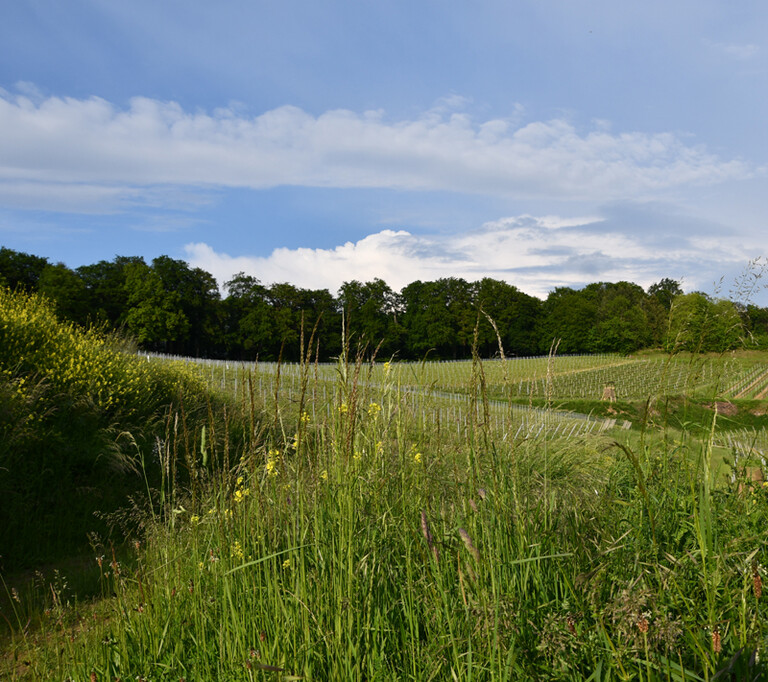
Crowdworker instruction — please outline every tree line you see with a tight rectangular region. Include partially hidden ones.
[2,246,766,360]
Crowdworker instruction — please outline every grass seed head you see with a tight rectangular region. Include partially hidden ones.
[458,527,480,561]
[420,510,439,562]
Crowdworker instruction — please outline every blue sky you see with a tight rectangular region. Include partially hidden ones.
[1,0,767,301]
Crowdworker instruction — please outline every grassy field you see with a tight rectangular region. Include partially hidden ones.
[2,291,768,680]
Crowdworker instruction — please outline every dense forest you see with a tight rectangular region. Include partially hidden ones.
[2,246,766,359]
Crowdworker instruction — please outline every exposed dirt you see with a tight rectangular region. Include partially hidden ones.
[703,401,739,416]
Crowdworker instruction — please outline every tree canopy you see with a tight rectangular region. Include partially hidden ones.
[1,247,757,359]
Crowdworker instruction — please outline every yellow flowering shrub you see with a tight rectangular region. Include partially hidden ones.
[0,287,206,418]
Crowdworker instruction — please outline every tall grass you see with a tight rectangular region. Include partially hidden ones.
[2,295,768,680]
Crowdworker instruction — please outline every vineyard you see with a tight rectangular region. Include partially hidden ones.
[137,351,768,477]
[150,351,768,399]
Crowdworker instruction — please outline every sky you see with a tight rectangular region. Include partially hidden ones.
[1,0,767,302]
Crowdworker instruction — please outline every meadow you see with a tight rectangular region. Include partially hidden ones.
[2,289,768,680]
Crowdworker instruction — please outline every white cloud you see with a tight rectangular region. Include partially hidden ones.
[0,90,752,213]
[184,214,757,298]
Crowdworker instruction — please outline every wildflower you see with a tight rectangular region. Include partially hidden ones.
[367,402,381,417]
[320,469,328,481]
[266,449,281,476]
[339,402,348,414]
[413,452,422,464]
[231,541,244,560]
[300,411,311,424]
[233,488,250,503]
[190,515,200,524]
[282,558,291,570]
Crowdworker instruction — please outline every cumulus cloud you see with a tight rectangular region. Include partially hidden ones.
[0,90,752,212]
[184,213,756,298]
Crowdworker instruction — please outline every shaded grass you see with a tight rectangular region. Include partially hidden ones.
[0,288,225,567]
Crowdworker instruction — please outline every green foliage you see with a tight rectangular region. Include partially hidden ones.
[475,277,542,356]
[338,278,405,357]
[0,288,209,566]
[666,293,744,353]
[124,260,191,348]
[648,277,683,311]
[3,246,768,361]
[37,262,90,326]
[0,247,49,292]
[76,256,145,327]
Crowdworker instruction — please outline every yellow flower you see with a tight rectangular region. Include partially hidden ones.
[413,452,423,464]
[282,558,291,570]
[190,514,200,524]
[367,402,381,417]
[233,487,250,503]
[320,469,328,480]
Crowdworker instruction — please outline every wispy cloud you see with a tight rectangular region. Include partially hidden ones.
[0,90,752,214]
[184,212,755,298]
[709,41,761,60]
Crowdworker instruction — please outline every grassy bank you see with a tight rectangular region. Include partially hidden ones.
[0,287,218,566]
